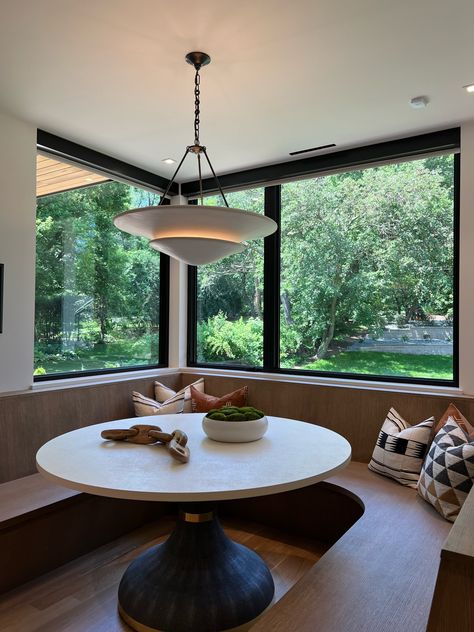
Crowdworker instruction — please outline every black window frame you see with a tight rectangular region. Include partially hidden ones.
[34,131,172,381]
[187,128,460,387]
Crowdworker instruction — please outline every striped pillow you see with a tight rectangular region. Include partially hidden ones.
[132,391,185,417]
[154,378,205,414]
[368,407,434,488]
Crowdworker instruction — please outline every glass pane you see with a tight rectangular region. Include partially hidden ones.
[280,155,455,381]
[35,164,162,376]
[196,189,264,367]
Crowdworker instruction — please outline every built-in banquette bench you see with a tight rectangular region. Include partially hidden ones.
[0,370,473,630]
[0,372,182,593]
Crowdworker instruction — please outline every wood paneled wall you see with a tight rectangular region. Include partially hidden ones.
[1,369,473,483]
[0,373,180,483]
[182,373,474,463]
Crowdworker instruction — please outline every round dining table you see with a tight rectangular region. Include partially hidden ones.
[36,413,351,632]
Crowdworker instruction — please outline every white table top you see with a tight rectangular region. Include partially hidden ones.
[36,414,351,502]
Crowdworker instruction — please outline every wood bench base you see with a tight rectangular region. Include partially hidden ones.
[251,462,451,632]
[0,463,464,632]
[0,474,167,594]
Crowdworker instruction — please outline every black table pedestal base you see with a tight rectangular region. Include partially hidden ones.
[118,506,275,632]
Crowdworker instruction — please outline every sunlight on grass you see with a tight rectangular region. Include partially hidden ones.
[296,351,453,380]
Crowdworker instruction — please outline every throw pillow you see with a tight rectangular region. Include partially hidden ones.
[132,391,185,417]
[418,417,474,522]
[154,378,205,414]
[191,385,249,413]
[368,407,434,488]
[434,403,474,438]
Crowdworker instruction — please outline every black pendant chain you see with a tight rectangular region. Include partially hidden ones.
[194,67,201,146]
[159,52,229,208]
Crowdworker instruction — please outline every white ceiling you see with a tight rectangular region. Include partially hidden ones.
[1,0,473,182]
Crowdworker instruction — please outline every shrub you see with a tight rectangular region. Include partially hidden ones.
[197,314,307,366]
[198,312,263,365]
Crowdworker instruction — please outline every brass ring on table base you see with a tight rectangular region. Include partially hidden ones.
[179,509,215,523]
[118,602,267,632]
[119,603,163,632]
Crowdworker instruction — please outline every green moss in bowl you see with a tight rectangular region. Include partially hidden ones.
[206,406,265,422]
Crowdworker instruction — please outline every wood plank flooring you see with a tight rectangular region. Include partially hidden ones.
[0,516,326,632]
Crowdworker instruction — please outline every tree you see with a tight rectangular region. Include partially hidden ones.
[35,180,162,370]
[197,189,264,322]
[281,156,453,359]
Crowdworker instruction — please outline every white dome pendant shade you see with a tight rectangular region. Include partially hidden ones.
[113,51,277,266]
[150,237,245,266]
[113,204,276,265]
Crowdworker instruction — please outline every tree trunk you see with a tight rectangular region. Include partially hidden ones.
[97,303,108,344]
[316,296,337,359]
[281,291,294,325]
[253,279,262,318]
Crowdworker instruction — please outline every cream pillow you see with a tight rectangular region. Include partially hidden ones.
[132,391,185,417]
[154,378,205,414]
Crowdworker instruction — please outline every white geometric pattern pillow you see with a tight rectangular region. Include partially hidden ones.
[418,417,474,522]
[154,378,205,414]
[132,391,185,417]
[368,407,434,488]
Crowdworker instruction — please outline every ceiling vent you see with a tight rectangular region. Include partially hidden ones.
[289,143,336,156]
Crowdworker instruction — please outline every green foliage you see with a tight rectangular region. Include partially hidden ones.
[197,312,263,365]
[34,332,158,374]
[280,156,454,360]
[35,156,455,382]
[196,156,454,381]
[198,189,264,322]
[35,182,161,374]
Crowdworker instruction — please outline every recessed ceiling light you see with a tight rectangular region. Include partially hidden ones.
[410,96,429,109]
[162,158,176,165]
[463,84,474,93]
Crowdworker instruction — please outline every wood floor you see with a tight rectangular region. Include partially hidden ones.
[0,516,326,632]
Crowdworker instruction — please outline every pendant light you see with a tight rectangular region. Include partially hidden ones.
[114,52,277,266]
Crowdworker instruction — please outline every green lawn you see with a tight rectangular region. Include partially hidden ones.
[34,337,157,375]
[289,351,453,380]
[34,354,152,375]
[36,346,453,381]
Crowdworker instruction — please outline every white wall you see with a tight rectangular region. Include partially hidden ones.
[0,109,36,393]
[168,195,188,369]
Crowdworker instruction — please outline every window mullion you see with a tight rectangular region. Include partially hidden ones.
[263,185,281,371]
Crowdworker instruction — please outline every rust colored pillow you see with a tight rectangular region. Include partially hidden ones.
[191,385,248,413]
[434,403,474,438]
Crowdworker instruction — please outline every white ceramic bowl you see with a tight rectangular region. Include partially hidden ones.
[202,415,268,443]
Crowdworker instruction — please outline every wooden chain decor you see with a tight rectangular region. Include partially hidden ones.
[100,424,190,463]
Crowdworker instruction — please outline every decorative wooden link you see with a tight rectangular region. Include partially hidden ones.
[101,424,190,463]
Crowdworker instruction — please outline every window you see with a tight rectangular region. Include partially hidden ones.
[280,155,456,381]
[35,153,168,378]
[188,130,459,386]
[194,188,265,367]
